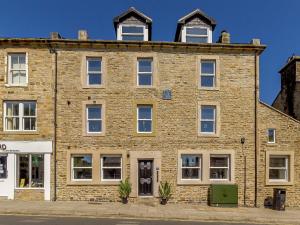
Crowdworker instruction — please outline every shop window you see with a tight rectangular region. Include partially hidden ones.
[0,155,7,179]
[16,154,44,188]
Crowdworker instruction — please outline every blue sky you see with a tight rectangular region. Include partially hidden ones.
[1,0,299,104]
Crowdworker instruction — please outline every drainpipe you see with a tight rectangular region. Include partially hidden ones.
[49,45,58,201]
[254,50,259,207]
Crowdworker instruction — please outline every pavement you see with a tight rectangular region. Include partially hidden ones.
[0,200,299,225]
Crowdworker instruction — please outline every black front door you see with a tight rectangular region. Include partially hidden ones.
[138,160,153,196]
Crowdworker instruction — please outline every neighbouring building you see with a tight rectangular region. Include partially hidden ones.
[0,7,299,207]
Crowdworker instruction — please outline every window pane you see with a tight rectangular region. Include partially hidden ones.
[186,36,208,43]
[73,168,92,179]
[11,55,19,69]
[88,73,102,85]
[24,103,36,116]
[201,121,214,133]
[0,156,7,179]
[210,168,228,179]
[270,157,286,167]
[88,120,102,132]
[122,26,143,33]
[201,106,215,120]
[138,59,152,72]
[182,168,199,179]
[6,117,19,130]
[24,118,36,131]
[268,129,275,142]
[102,156,121,167]
[88,59,101,72]
[6,103,19,116]
[88,106,101,119]
[181,155,200,167]
[138,106,152,119]
[201,76,214,87]
[17,155,29,187]
[73,155,92,167]
[138,120,152,132]
[122,35,144,41]
[138,73,152,85]
[31,155,44,187]
[186,27,207,35]
[103,168,121,180]
[269,169,287,180]
[201,61,215,74]
[210,156,228,167]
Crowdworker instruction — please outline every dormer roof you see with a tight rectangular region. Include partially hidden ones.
[175,9,217,42]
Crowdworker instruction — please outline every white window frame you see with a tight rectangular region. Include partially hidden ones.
[118,24,147,41]
[182,26,212,43]
[4,101,37,132]
[200,60,216,88]
[181,154,202,181]
[86,105,102,134]
[267,128,276,144]
[86,57,102,86]
[7,53,28,86]
[16,154,44,189]
[137,58,153,86]
[137,105,153,133]
[200,105,216,134]
[101,155,122,182]
[269,155,289,183]
[71,155,93,181]
[209,154,230,181]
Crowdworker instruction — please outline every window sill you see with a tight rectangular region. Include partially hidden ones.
[266,142,277,146]
[82,85,105,89]
[4,84,28,88]
[135,132,156,137]
[198,87,220,91]
[198,133,220,138]
[266,181,293,186]
[136,86,156,89]
[83,133,105,137]
[15,187,44,190]
[1,131,39,135]
[67,181,120,186]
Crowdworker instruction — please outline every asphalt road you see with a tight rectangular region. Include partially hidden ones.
[0,215,264,225]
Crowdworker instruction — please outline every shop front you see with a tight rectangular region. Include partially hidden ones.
[0,141,52,200]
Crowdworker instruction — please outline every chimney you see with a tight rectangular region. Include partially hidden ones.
[250,38,261,45]
[50,32,62,40]
[78,30,88,40]
[218,30,230,44]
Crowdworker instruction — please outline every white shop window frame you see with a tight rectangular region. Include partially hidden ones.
[209,154,230,181]
[269,155,289,183]
[100,155,122,182]
[3,101,37,132]
[137,58,153,87]
[71,155,93,182]
[137,105,153,133]
[7,53,28,86]
[86,57,102,86]
[86,104,102,134]
[15,154,44,190]
[117,24,147,41]
[181,25,212,43]
[180,154,202,181]
[267,128,276,144]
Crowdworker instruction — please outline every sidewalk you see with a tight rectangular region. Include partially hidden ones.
[0,200,300,224]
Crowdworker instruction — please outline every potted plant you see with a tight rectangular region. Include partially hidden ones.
[118,178,132,204]
[159,181,172,205]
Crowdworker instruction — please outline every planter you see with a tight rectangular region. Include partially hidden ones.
[121,197,128,204]
[160,198,167,205]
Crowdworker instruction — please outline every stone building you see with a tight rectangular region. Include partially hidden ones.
[0,7,299,207]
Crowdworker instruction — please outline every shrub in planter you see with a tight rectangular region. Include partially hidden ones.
[118,178,132,204]
[159,181,172,205]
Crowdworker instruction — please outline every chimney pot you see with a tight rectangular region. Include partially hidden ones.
[50,32,62,40]
[78,30,88,40]
[251,38,261,45]
[218,31,230,44]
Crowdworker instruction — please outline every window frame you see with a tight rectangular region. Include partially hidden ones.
[183,26,210,43]
[71,154,93,182]
[86,104,102,134]
[0,154,8,179]
[269,155,289,183]
[86,57,102,86]
[209,154,230,181]
[200,105,216,134]
[119,24,146,41]
[16,154,44,189]
[3,101,37,132]
[137,58,153,87]
[137,105,153,133]
[267,128,276,144]
[200,60,216,88]
[180,154,202,181]
[100,155,122,182]
[7,53,28,86]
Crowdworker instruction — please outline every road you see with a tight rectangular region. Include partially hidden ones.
[0,215,264,225]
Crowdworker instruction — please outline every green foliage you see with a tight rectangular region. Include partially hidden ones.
[118,178,132,199]
[159,181,172,200]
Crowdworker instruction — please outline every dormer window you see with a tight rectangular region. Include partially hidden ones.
[120,25,145,41]
[114,7,152,42]
[184,26,209,43]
